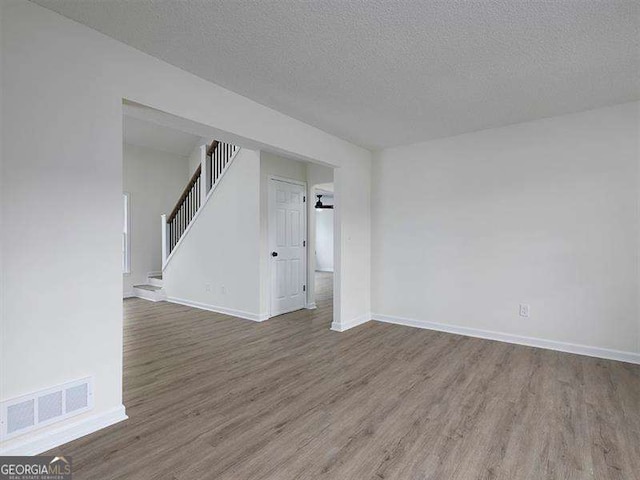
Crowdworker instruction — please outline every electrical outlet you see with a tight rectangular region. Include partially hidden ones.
[221,285,226,294]
[205,283,211,292]
[519,304,530,318]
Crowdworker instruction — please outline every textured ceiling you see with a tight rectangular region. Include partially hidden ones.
[33,0,640,149]
[124,115,202,157]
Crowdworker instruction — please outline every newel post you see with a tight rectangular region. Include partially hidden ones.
[161,214,168,266]
[200,144,209,204]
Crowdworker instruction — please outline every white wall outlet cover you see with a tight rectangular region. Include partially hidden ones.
[519,304,530,318]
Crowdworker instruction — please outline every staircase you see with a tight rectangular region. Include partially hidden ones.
[127,139,240,303]
[161,139,240,267]
[133,273,165,302]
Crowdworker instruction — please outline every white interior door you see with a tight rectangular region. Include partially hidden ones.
[269,178,307,317]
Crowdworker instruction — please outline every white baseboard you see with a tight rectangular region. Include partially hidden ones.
[123,291,135,299]
[0,405,127,456]
[166,297,268,322]
[372,313,640,365]
[306,302,317,310]
[331,313,371,332]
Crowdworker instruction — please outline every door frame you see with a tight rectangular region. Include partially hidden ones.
[268,175,308,318]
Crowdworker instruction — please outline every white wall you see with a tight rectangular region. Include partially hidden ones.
[334,156,372,329]
[372,102,640,355]
[186,139,207,177]
[0,0,4,381]
[2,4,125,454]
[0,0,371,454]
[123,143,189,295]
[163,149,262,318]
[315,206,334,272]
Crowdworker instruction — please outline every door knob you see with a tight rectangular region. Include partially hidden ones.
[271,251,278,257]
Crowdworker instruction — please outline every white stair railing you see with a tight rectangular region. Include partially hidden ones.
[161,139,240,266]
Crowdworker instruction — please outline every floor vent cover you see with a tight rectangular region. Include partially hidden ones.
[1,377,93,440]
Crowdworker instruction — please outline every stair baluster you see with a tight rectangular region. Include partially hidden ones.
[162,139,240,265]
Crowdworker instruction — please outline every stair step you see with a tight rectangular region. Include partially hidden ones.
[134,284,162,292]
[149,274,162,280]
[132,284,166,302]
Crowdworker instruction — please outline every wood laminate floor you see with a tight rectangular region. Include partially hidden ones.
[48,272,640,479]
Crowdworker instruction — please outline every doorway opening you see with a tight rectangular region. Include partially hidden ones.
[261,152,335,321]
[311,183,334,312]
[121,100,339,327]
[122,104,210,301]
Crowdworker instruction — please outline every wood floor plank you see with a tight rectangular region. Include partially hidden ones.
[46,273,640,479]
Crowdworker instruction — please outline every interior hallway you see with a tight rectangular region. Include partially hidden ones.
[47,272,640,479]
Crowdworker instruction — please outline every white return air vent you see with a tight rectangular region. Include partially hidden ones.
[1,377,93,440]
